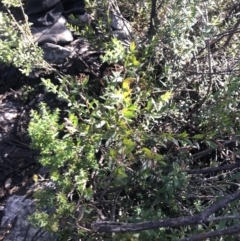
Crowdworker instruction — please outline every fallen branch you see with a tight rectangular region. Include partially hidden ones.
[91,189,240,232]
[180,223,240,241]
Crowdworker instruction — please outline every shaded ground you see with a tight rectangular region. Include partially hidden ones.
[0,3,127,238]
[0,29,103,235]
[0,32,116,240]
[0,74,37,240]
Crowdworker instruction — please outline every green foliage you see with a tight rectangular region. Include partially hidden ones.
[0,0,49,75]
[27,39,191,239]
[101,38,126,63]
[28,103,97,236]
[28,0,240,237]
[2,0,240,240]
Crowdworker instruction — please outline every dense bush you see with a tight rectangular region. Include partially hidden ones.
[1,0,240,240]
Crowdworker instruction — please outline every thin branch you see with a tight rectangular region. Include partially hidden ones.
[94,185,126,198]
[206,215,240,222]
[153,89,200,94]
[200,190,240,219]
[91,189,240,232]
[182,161,240,175]
[189,38,212,115]
[186,69,240,75]
[180,224,240,241]
[192,148,215,160]
[223,18,240,48]
[157,0,165,10]
[191,139,238,161]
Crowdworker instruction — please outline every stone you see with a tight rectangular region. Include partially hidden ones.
[0,195,57,241]
[0,102,19,141]
[41,43,72,64]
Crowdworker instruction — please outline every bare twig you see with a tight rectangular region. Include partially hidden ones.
[183,161,240,175]
[186,69,240,75]
[223,18,240,48]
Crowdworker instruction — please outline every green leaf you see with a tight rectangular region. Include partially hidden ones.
[69,113,78,127]
[230,172,240,180]
[123,138,136,154]
[115,166,127,179]
[206,140,218,149]
[131,55,140,66]
[179,131,189,138]
[152,196,161,207]
[82,76,89,86]
[160,91,172,102]
[122,108,136,119]
[142,147,153,158]
[83,188,93,200]
[50,170,60,181]
[173,178,179,188]
[192,134,204,139]
[141,147,166,165]
[130,42,136,52]
[109,148,117,159]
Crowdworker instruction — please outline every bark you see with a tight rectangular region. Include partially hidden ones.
[91,189,240,233]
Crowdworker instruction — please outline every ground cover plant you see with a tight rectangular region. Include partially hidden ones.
[1,0,240,240]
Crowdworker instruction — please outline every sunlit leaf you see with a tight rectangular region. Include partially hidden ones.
[160,91,172,102]
[132,55,140,66]
[50,170,60,181]
[122,78,134,90]
[141,147,166,165]
[122,108,136,118]
[124,96,132,104]
[69,113,78,127]
[123,138,136,154]
[33,174,38,182]
[95,120,106,128]
[109,148,117,159]
[123,89,132,98]
[130,41,136,52]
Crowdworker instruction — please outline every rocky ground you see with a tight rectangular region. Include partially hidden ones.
[0,1,134,238]
[0,67,52,240]
[0,31,108,240]
[0,8,131,235]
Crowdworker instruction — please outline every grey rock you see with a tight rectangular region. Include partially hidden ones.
[110,14,124,30]
[1,195,57,241]
[0,102,18,124]
[113,29,131,42]
[41,43,72,64]
[110,14,132,40]
[0,102,19,140]
[108,0,132,41]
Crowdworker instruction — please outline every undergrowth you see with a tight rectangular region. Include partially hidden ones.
[1,0,240,240]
